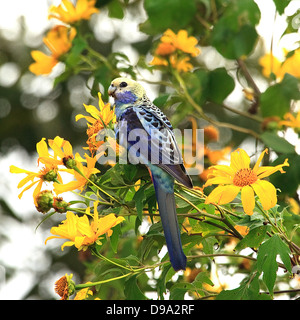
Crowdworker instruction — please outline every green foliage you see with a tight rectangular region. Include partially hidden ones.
[216,273,271,300]
[211,0,260,59]
[260,131,295,154]
[272,0,292,15]
[257,235,292,296]
[143,0,196,33]
[192,68,235,104]
[270,153,300,195]
[260,74,300,118]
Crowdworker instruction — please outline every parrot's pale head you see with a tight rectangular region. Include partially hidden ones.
[108,77,147,105]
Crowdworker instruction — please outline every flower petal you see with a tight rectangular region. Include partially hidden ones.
[205,185,240,205]
[74,236,86,249]
[230,149,250,171]
[84,103,101,119]
[61,241,76,251]
[256,158,289,179]
[75,114,96,124]
[9,165,32,174]
[18,180,39,199]
[36,138,49,158]
[251,180,277,211]
[241,185,255,215]
[29,51,58,75]
[96,214,125,236]
[252,148,268,173]
[54,180,83,194]
[204,176,233,187]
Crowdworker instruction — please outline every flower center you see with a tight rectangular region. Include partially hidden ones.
[87,119,103,137]
[41,167,57,181]
[55,275,69,300]
[233,168,258,187]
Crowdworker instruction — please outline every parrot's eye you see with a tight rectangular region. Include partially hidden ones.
[120,81,128,88]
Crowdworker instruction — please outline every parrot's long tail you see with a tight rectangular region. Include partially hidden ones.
[150,167,187,271]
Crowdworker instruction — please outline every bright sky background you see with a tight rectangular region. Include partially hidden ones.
[0,0,299,299]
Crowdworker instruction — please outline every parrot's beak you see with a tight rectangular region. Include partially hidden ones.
[108,84,116,97]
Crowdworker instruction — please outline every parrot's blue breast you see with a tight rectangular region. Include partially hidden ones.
[115,91,137,105]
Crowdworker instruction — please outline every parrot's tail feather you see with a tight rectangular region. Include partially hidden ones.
[152,175,187,271]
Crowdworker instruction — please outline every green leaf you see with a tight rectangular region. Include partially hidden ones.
[123,164,138,182]
[273,0,292,15]
[269,153,300,195]
[169,282,194,300]
[110,223,122,253]
[193,272,214,291]
[170,271,213,299]
[235,225,268,251]
[260,131,295,154]
[256,235,292,296]
[133,184,147,221]
[124,274,147,300]
[107,0,124,19]
[260,74,300,118]
[66,37,87,66]
[206,68,235,103]
[211,0,260,59]
[237,212,266,230]
[212,23,258,59]
[143,0,196,33]
[156,265,172,299]
[191,68,234,105]
[216,273,271,300]
[153,94,170,109]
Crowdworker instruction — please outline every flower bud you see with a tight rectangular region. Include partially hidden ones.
[63,156,77,169]
[243,87,255,102]
[43,168,58,182]
[35,190,54,213]
[53,197,70,213]
[55,273,75,300]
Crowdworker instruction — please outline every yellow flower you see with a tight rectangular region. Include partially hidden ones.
[35,136,99,195]
[54,273,75,300]
[259,48,300,80]
[29,51,58,75]
[43,25,77,58]
[204,148,289,215]
[286,197,300,215]
[9,138,66,204]
[45,202,125,251]
[9,165,61,205]
[29,25,76,75]
[150,29,200,73]
[280,48,300,78]
[48,0,99,24]
[259,53,282,79]
[74,286,94,300]
[150,54,194,72]
[76,93,117,156]
[53,153,100,194]
[155,42,176,56]
[171,55,193,72]
[160,29,201,57]
[38,136,75,169]
[149,56,168,67]
[278,111,300,132]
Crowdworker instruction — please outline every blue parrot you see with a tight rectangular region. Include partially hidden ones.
[108,78,193,271]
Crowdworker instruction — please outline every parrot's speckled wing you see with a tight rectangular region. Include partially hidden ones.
[117,106,192,188]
